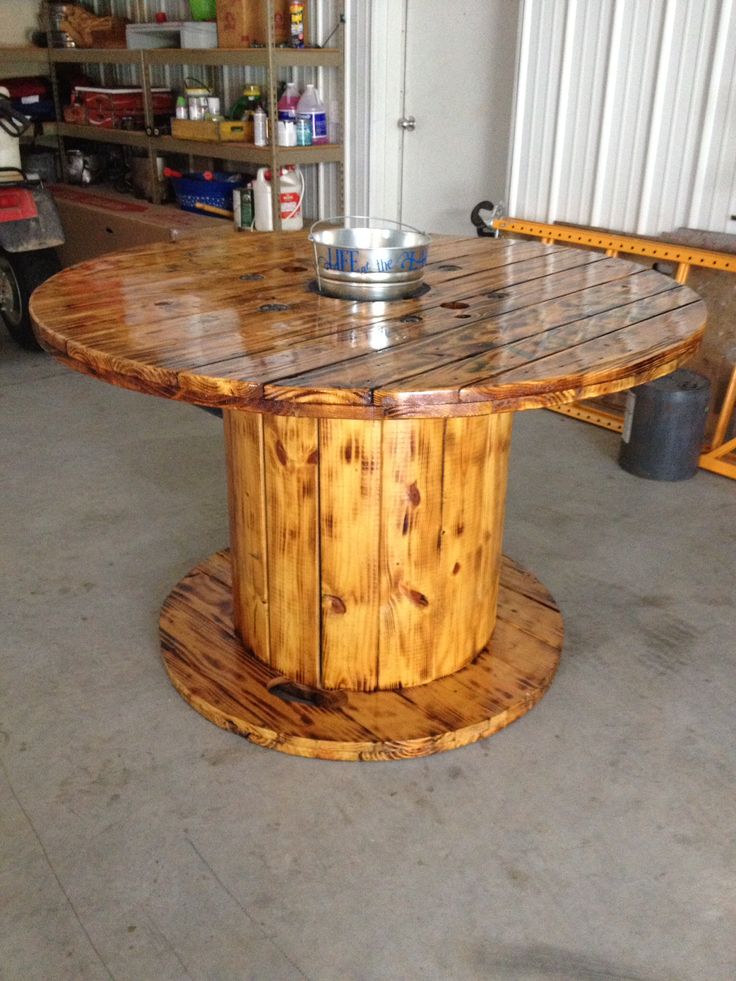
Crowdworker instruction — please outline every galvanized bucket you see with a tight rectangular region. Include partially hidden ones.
[309,216,431,301]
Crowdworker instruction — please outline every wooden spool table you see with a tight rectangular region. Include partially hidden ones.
[31,234,706,760]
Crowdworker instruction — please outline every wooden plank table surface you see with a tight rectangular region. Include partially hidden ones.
[30,233,707,760]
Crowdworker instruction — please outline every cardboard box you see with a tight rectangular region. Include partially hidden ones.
[216,0,291,48]
[50,184,233,267]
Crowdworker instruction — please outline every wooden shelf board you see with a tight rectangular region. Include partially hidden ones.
[150,136,342,165]
[49,48,142,65]
[0,46,50,64]
[55,122,149,146]
[42,46,341,69]
[145,48,269,67]
[150,135,272,163]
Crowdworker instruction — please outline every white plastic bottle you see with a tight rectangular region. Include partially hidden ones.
[253,166,304,231]
[253,105,268,146]
[296,83,328,145]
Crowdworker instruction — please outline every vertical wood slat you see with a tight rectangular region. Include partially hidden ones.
[263,414,321,686]
[431,414,510,677]
[377,418,447,688]
[224,410,270,662]
[478,413,514,650]
[319,418,382,690]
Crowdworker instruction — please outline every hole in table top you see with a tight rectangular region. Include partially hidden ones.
[437,264,462,271]
[259,303,290,313]
[455,314,472,319]
[488,290,509,299]
[400,314,423,324]
[240,273,264,282]
[281,265,308,273]
[441,301,470,309]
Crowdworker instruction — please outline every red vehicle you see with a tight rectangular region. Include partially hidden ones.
[0,91,64,350]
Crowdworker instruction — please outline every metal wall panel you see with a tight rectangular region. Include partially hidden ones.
[509,0,736,235]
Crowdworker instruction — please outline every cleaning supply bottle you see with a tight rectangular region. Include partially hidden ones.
[277,80,300,122]
[253,166,304,231]
[289,2,305,48]
[253,105,268,146]
[296,83,328,144]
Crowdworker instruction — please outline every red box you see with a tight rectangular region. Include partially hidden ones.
[73,86,173,114]
[66,87,173,129]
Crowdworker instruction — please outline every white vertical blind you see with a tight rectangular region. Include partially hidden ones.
[509,0,736,235]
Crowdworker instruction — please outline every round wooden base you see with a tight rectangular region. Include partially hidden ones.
[160,550,564,761]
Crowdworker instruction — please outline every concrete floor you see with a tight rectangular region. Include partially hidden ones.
[1,331,734,981]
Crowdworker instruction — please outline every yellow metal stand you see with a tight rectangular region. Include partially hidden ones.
[493,217,736,480]
[699,364,736,478]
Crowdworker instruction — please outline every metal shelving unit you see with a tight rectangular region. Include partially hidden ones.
[0,0,345,229]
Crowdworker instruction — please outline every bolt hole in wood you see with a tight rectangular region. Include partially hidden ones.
[488,291,510,299]
[441,301,470,309]
[266,677,348,709]
[239,273,264,281]
[437,264,462,271]
[281,265,308,272]
[259,303,290,312]
[400,314,423,324]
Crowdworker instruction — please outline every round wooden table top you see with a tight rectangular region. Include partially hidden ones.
[30,232,706,419]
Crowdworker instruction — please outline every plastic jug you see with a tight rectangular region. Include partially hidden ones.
[296,84,328,144]
[253,166,304,231]
[278,81,300,122]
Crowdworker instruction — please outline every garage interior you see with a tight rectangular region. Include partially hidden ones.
[2,2,735,981]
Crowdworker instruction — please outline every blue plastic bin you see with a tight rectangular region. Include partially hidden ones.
[171,172,242,217]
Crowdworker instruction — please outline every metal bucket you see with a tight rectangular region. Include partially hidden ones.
[309,216,431,301]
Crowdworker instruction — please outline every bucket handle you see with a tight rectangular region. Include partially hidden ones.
[308,215,428,242]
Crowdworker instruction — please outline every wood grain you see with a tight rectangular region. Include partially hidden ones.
[160,550,563,761]
[224,410,270,657]
[262,414,320,685]
[30,233,706,419]
[319,418,382,690]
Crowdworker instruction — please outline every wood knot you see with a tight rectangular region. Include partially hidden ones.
[324,594,347,615]
[452,562,461,575]
[401,584,429,608]
[307,448,320,465]
[275,440,288,466]
[407,481,421,506]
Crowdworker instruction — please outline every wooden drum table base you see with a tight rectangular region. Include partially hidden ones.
[159,408,562,760]
[160,550,563,761]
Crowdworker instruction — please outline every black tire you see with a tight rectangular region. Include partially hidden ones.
[0,248,61,350]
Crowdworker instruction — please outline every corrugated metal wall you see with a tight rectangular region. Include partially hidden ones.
[509,0,736,235]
